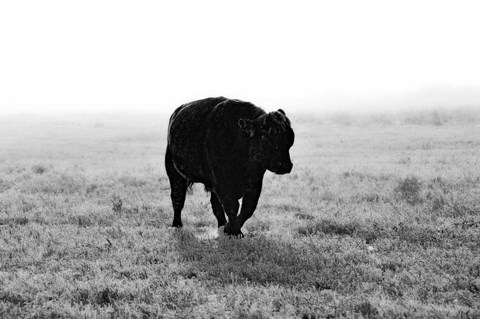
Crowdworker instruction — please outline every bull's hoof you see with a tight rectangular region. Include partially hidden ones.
[171,222,183,228]
[224,231,244,239]
[231,232,244,239]
[223,223,244,238]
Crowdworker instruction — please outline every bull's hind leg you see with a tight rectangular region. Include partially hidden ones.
[210,192,226,228]
[165,147,188,228]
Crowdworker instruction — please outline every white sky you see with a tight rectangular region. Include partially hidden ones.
[1,0,480,113]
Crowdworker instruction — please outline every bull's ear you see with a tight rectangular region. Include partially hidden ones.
[238,119,255,137]
[277,109,286,115]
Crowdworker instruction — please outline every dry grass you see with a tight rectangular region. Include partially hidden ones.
[0,111,479,318]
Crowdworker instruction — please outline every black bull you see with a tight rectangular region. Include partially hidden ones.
[165,97,295,236]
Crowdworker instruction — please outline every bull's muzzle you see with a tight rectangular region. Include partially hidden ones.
[273,162,293,175]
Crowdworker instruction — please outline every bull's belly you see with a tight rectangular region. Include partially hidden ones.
[171,151,211,183]
[171,155,247,198]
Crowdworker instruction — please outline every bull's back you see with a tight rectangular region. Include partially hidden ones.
[167,97,228,182]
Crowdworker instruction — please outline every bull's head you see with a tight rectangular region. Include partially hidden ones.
[238,109,294,174]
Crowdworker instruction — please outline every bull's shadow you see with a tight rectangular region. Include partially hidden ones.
[173,228,368,290]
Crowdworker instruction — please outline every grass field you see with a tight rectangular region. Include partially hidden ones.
[1,111,479,318]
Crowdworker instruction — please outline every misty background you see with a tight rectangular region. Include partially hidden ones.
[1,0,479,114]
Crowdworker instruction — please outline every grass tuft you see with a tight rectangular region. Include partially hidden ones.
[0,292,29,306]
[0,216,29,225]
[110,195,123,213]
[31,164,48,174]
[297,219,358,237]
[294,212,315,220]
[354,301,379,318]
[394,176,423,204]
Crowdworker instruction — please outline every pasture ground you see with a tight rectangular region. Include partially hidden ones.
[0,111,479,318]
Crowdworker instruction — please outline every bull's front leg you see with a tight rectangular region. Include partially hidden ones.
[221,182,263,237]
[236,183,262,231]
[214,190,241,236]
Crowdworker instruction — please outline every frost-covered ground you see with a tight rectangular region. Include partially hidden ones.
[1,111,479,318]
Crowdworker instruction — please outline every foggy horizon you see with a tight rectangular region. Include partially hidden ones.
[1,84,480,115]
